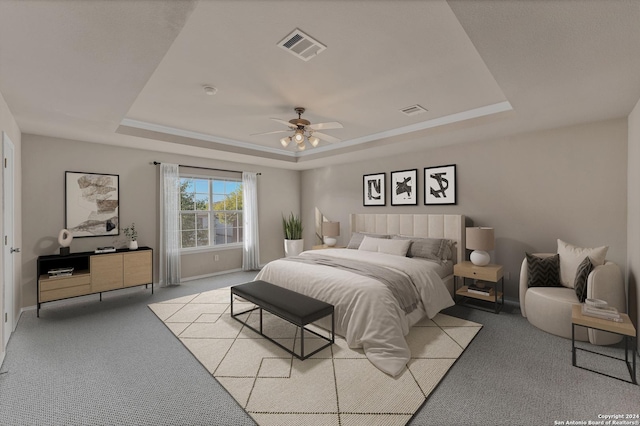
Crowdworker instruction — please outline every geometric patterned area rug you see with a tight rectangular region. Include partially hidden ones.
[149,287,482,426]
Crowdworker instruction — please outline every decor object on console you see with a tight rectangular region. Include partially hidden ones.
[466,227,494,266]
[252,107,343,151]
[282,212,303,257]
[65,171,119,237]
[322,221,340,247]
[519,240,625,346]
[122,223,138,250]
[390,169,417,206]
[424,164,457,205]
[57,228,73,256]
[363,172,385,206]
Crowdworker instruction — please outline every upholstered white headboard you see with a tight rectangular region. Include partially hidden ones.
[349,213,466,265]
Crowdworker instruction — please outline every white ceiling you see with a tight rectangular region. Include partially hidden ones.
[1,0,639,170]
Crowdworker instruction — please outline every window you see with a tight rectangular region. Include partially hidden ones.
[179,176,243,249]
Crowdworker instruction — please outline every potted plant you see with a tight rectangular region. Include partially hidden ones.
[123,223,138,250]
[282,212,303,257]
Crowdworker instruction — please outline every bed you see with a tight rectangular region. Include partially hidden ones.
[254,213,465,376]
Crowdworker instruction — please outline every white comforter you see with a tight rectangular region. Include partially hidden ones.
[254,248,454,376]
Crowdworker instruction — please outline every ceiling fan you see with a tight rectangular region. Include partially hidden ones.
[252,107,343,150]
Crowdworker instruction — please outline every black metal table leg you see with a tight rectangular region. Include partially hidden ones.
[572,323,576,366]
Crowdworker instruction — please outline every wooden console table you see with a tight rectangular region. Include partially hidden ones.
[37,247,153,317]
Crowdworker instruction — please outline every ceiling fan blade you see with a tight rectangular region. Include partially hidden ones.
[313,132,341,143]
[270,118,297,129]
[250,129,290,136]
[309,121,343,131]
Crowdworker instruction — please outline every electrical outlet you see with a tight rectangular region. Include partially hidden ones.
[214,255,219,261]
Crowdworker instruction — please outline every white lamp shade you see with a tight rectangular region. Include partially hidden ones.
[280,137,291,147]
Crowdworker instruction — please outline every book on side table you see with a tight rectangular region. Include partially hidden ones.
[467,283,494,296]
[581,304,622,322]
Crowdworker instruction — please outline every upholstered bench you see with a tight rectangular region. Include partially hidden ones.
[230,280,335,360]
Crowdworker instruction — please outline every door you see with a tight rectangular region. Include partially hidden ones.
[3,132,16,349]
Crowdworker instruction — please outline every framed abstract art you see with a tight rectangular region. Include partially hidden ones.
[390,169,417,206]
[363,172,385,206]
[65,171,120,237]
[424,164,456,205]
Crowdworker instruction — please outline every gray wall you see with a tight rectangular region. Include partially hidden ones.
[21,134,300,307]
[302,118,628,302]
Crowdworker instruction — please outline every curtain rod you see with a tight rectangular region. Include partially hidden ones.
[152,161,261,175]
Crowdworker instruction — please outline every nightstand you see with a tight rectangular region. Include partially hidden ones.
[311,245,346,250]
[454,261,504,314]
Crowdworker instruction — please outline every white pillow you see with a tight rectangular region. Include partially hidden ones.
[358,236,411,257]
[557,239,608,288]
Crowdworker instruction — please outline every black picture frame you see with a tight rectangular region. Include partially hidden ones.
[390,169,418,206]
[424,164,457,205]
[65,171,120,237]
[363,172,386,206]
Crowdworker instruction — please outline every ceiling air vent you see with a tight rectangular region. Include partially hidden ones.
[400,104,428,116]
[278,28,326,61]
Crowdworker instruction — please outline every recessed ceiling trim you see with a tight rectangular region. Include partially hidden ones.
[119,118,297,157]
[297,101,513,156]
[120,101,511,159]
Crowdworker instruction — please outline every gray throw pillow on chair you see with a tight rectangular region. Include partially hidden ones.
[526,253,561,287]
[574,256,593,302]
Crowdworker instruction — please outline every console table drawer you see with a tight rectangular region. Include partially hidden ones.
[39,273,91,292]
[40,284,92,302]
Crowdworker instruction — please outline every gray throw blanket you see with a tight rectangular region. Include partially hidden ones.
[282,253,419,314]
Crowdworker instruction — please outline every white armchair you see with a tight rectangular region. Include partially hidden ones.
[519,253,625,345]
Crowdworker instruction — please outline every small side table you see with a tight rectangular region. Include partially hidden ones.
[571,304,637,385]
[454,261,504,314]
[311,245,346,250]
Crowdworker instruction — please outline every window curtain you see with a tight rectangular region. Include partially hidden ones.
[242,172,260,271]
[160,163,181,286]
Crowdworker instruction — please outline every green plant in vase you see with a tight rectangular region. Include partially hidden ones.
[282,213,303,257]
[123,223,138,250]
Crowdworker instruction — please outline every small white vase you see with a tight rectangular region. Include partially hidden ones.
[129,240,138,250]
[284,239,304,257]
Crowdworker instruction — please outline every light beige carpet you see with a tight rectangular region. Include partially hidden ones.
[149,287,482,426]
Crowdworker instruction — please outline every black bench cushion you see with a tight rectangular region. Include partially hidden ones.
[231,280,334,326]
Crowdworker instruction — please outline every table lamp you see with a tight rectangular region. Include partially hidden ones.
[322,222,340,247]
[466,227,494,266]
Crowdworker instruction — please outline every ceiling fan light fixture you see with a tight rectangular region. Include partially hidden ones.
[308,136,319,147]
[280,136,291,147]
[297,142,306,151]
[294,130,304,142]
